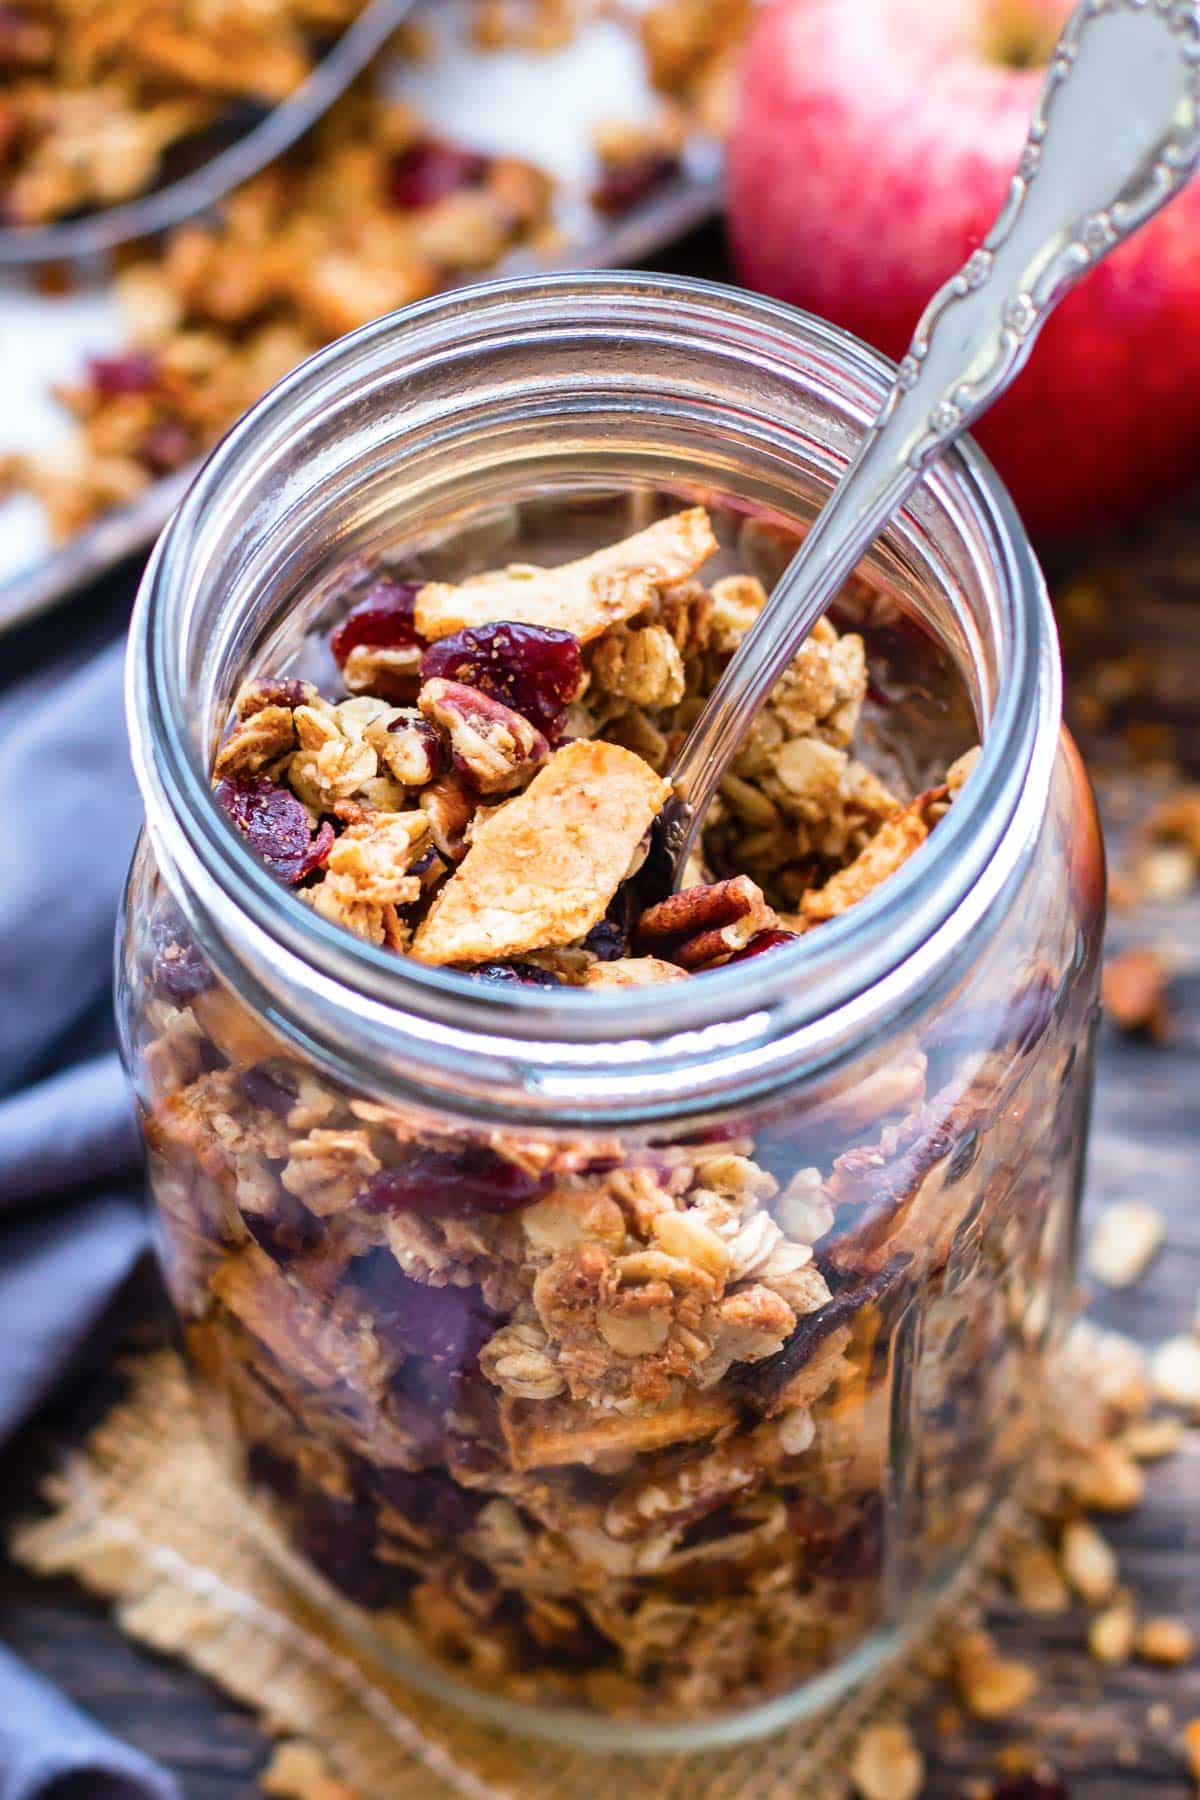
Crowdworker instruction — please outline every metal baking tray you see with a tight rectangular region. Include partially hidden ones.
[0,1,723,635]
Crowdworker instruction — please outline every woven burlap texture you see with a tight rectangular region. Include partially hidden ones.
[9,1345,1066,1800]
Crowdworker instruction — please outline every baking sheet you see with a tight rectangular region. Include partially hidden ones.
[0,1,723,634]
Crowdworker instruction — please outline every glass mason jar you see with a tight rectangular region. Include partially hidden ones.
[117,274,1103,1751]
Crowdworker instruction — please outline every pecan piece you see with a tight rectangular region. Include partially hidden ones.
[235,676,316,717]
[418,677,550,795]
[212,705,297,779]
[365,708,446,788]
[824,1068,1011,1276]
[635,874,776,969]
[419,772,477,862]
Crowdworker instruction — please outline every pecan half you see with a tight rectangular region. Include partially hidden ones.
[635,875,776,969]
[824,1070,1009,1276]
[418,677,550,795]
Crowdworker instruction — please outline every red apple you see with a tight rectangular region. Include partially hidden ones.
[728,0,1200,535]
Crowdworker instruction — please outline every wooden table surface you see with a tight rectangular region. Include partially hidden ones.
[2,225,1198,1798]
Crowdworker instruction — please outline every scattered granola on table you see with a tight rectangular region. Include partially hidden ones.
[126,499,1098,1724]
[1101,946,1171,1037]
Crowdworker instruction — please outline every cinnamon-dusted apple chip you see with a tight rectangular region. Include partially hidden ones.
[411,740,671,965]
[414,508,718,644]
[800,786,946,924]
[212,1245,386,1395]
[500,1388,736,1471]
[583,956,688,989]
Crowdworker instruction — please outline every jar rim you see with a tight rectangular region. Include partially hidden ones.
[126,271,1061,1126]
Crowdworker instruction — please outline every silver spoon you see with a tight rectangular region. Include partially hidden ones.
[0,0,413,266]
[653,0,1200,894]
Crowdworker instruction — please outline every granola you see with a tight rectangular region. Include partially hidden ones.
[0,0,366,226]
[123,500,1093,1724]
[3,3,755,545]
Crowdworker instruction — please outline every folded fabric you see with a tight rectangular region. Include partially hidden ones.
[0,1646,180,1800]
[0,639,140,1093]
[0,1056,139,1214]
[0,628,177,1799]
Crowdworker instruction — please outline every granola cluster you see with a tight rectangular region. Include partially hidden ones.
[8,86,557,539]
[0,0,366,226]
[3,0,751,542]
[126,505,1089,1721]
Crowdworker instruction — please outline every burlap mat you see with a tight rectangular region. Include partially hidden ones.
[8,1339,1108,1799]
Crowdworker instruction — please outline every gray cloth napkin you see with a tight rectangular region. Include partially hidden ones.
[0,635,182,1800]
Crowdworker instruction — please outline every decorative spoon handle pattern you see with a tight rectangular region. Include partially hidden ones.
[661,0,1200,883]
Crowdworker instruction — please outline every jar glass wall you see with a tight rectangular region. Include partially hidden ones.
[117,276,1104,1750]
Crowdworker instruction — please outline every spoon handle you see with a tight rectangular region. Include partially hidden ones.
[667,0,1200,857]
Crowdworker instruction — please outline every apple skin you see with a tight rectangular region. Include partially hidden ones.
[727,0,1200,535]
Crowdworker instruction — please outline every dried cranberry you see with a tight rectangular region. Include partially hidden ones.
[243,1189,325,1264]
[247,1441,298,1503]
[296,820,335,880]
[87,349,159,396]
[292,1490,413,1611]
[991,1780,1070,1800]
[214,774,334,884]
[358,1144,549,1219]
[468,961,565,988]
[355,1254,494,1372]
[386,138,489,209]
[150,931,214,1000]
[0,6,47,68]
[419,621,583,741]
[591,149,681,215]
[581,919,627,962]
[823,1492,885,1582]
[369,1464,481,1537]
[238,1065,298,1118]
[330,578,423,670]
[726,929,802,964]
[139,418,194,474]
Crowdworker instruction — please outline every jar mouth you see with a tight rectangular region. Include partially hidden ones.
[127,272,1060,1124]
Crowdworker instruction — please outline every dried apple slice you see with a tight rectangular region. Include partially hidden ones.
[412,739,670,965]
[414,508,718,643]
